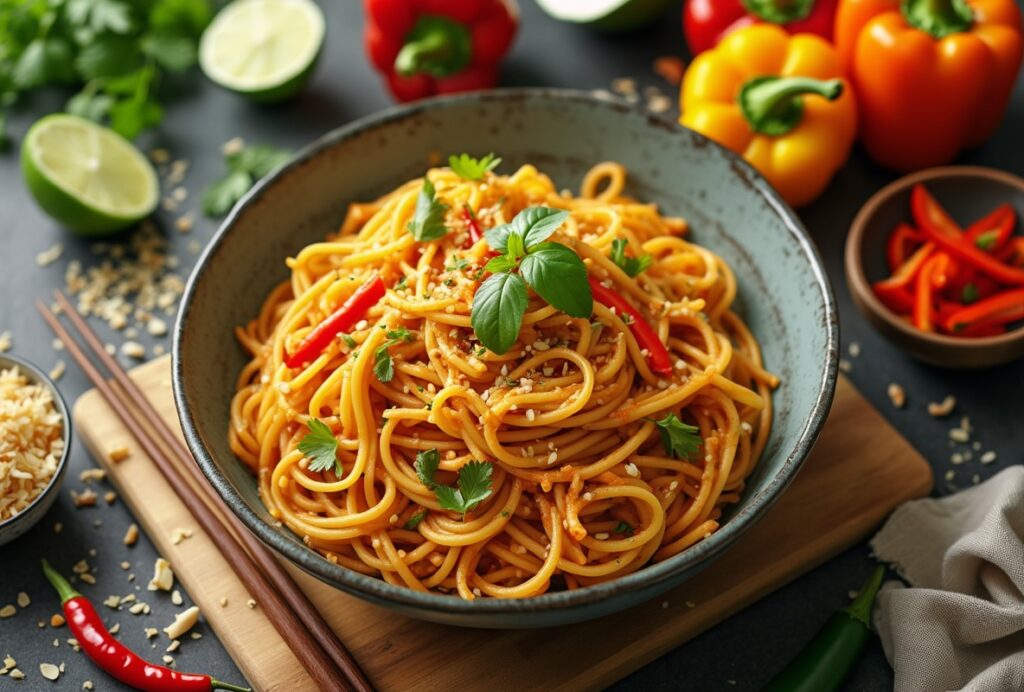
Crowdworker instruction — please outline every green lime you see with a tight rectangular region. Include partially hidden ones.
[21,114,159,237]
[199,0,325,103]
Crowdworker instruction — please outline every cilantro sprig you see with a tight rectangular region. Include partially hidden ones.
[202,143,291,216]
[649,413,702,459]
[610,238,653,278]
[414,448,493,515]
[448,152,501,181]
[407,178,448,241]
[373,327,415,383]
[471,207,593,354]
[297,418,342,476]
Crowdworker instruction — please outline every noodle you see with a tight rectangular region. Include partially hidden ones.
[229,162,779,599]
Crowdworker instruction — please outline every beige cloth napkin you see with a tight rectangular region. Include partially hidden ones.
[870,465,1024,692]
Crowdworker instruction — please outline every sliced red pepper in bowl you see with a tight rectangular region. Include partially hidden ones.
[965,203,1016,252]
[886,223,924,272]
[943,289,1024,334]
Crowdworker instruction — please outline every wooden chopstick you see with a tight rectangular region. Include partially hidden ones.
[37,298,374,692]
[51,291,374,692]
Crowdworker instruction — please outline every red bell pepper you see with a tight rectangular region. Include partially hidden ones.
[913,254,948,331]
[943,288,1024,333]
[965,203,1016,252]
[886,222,923,272]
[588,277,674,377]
[364,0,518,103]
[684,0,837,55]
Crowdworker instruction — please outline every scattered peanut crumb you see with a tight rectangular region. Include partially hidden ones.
[50,614,64,627]
[162,655,175,665]
[170,528,193,545]
[887,383,906,408]
[123,523,139,546]
[945,469,956,482]
[166,639,181,653]
[147,558,174,592]
[163,606,200,639]
[36,244,64,267]
[949,426,970,443]
[146,317,168,337]
[16,593,29,608]
[120,561,131,570]
[0,331,10,353]
[838,359,852,373]
[218,597,228,607]
[104,490,117,504]
[246,599,256,609]
[79,468,105,484]
[171,590,183,606]
[653,56,685,85]
[980,450,997,465]
[48,361,66,381]
[109,623,120,635]
[108,446,131,463]
[0,605,16,618]
[9,668,24,680]
[103,595,121,609]
[39,662,60,680]
[71,488,98,507]
[83,681,94,690]
[121,341,146,360]
[927,395,956,417]
[145,627,159,639]
[79,573,96,585]
[221,137,244,156]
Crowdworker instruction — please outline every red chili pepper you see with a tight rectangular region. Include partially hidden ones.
[42,561,248,692]
[874,240,935,291]
[913,255,946,331]
[965,203,1016,252]
[463,205,483,247]
[873,283,915,314]
[364,0,518,102]
[684,0,836,56]
[285,273,387,368]
[886,223,924,272]
[588,277,673,377]
[997,237,1024,267]
[942,289,1024,333]
[912,185,1024,286]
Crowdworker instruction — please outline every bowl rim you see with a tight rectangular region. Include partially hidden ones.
[0,352,72,530]
[845,165,1024,349]
[173,88,839,616]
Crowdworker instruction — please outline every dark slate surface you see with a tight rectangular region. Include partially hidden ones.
[1,2,1022,690]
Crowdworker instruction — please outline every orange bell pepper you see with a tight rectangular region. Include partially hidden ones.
[679,24,857,208]
[835,0,1023,172]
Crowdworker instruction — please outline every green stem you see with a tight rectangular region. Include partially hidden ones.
[843,565,886,627]
[41,559,81,605]
[902,0,973,38]
[210,679,252,692]
[741,0,814,24]
[738,75,843,137]
[394,16,472,78]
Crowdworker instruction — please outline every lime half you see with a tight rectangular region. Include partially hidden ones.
[199,0,325,103]
[21,114,159,236]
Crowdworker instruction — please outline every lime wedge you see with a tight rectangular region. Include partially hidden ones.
[21,114,159,236]
[199,0,325,103]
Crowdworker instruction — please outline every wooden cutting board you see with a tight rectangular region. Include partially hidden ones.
[73,356,931,692]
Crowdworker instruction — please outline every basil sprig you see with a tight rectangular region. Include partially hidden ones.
[470,207,592,355]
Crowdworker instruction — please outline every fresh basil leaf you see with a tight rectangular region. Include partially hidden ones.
[649,413,702,459]
[610,238,654,278]
[298,418,342,475]
[506,230,526,260]
[448,152,501,181]
[484,207,569,253]
[520,242,592,318]
[339,333,356,349]
[415,448,441,488]
[484,255,517,274]
[961,282,979,304]
[407,177,448,241]
[471,272,528,355]
[201,169,252,217]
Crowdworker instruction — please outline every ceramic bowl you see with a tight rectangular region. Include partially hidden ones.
[173,89,838,628]
[846,166,1024,368]
[0,353,72,547]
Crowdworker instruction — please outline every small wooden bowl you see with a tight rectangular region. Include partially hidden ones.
[846,166,1024,368]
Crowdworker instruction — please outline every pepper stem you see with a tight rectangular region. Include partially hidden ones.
[41,559,81,605]
[843,565,886,628]
[738,75,843,137]
[741,0,815,24]
[211,679,253,692]
[394,15,472,78]
[902,0,973,39]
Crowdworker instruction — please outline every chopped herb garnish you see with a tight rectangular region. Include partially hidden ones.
[395,276,409,290]
[649,412,702,459]
[339,333,357,349]
[404,509,428,530]
[471,207,592,354]
[610,238,654,277]
[448,152,502,181]
[407,178,449,241]
[297,418,341,475]
[203,144,291,217]
[373,328,416,382]
[446,256,470,272]
[613,521,634,536]
[961,282,980,304]
[500,510,510,518]
[475,346,487,357]
[414,448,493,515]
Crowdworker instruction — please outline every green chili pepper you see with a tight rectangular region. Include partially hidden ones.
[762,565,886,692]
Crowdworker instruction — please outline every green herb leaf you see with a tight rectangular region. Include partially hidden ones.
[446,256,470,272]
[415,448,441,488]
[471,272,528,355]
[975,231,999,250]
[109,95,163,139]
[407,178,448,241]
[66,90,115,122]
[13,38,75,89]
[75,37,142,79]
[961,282,980,304]
[374,345,395,382]
[613,521,634,536]
[448,152,501,181]
[520,242,593,318]
[298,418,341,475]
[148,0,212,37]
[483,254,515,274]
[339,333,356,349]
[610,238,653,278]
[415,451,493,514]
[202,169,252,216]
[0,113,9,152]
[228,144,290,178]
[404,509,428,530]
[386,327,414,343]
[650,413,702,460]
[506,230,526,261]
[141,32,197,72]
[484,207,569,253]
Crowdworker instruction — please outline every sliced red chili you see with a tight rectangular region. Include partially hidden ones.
[942,288,1024,333]
[874,240,935,293]
[588,277,673,377]
[965,203,1015,252]
[285,273,386,368]
[872,283,915,314]
[463,205,484,247]
[886,223,924,273]
[913,255,944,332]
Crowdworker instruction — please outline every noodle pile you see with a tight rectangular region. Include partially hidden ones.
[229,162,778,599]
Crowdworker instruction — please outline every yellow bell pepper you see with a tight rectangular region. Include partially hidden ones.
[679,24,857,208]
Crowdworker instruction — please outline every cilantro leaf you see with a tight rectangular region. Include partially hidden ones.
[404,509,427,530]
[298,418,341,475]
[141,32,197,72]
[613,521,634,536]
[201,169,252,217]
[519,242,593,318]
[228,144,291,178]
[148,0,212,37]
[386,327,414,343]
[415,448,441,488]
[13,38,75,89]
[610,238,654,278]
[76,38,142,79]
[109,95,163,139]
[471,271,528,355]
[407,178,448,241]
[374,346,394,382]
[485,207,568,253]
[66,90,115,122]
[448,152,501,181]
[650,413,702,459]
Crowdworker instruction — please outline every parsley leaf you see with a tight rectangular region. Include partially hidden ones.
[415,449,441,488]
[404,509,428,530]
[202,144,290,217]
[649,413,702,459]
[141,32,197,72]
[613,521,634,536]
[13,38,76,89]
[448,152,501,181]
[298,418,341,475]
[415,449,493,514]
[610,238,653,278]
[520,242,592,318]
[373,346,395,383]
[407,178,448,241]
[471,271,528,355]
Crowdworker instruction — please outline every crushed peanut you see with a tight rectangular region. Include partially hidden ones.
[927,395,956,417]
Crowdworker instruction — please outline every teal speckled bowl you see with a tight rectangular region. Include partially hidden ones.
[173,89,838,628]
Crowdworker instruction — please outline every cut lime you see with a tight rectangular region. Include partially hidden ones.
[21,114,159,236]
[534,0,675,31]
[199,0,325,103]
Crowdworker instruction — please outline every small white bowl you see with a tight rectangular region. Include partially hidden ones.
[0,353,72,547]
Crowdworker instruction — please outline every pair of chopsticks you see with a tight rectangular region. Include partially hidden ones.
[38,291,374,692]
